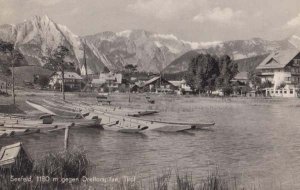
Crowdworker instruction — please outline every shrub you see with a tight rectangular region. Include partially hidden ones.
[34,148,90,179]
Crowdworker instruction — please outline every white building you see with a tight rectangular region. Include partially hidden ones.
[91,72,123,89]
[49,71,83,91]
[169,80,192,94]
[256,48,300,97]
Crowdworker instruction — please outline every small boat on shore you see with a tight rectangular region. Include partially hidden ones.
[26,100,87,119]
[0,128,40,137]
[102,122,148,133]
[133,118,215,129]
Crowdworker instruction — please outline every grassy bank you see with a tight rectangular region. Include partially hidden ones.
[0,148,91,190]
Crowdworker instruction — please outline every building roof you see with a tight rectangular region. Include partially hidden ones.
[256,48,300,70]
[169,80,186,87]
[232,72,248,81]
[0,142,31,167]
[54,71,83,80]
[132,76,160,88]
[132,76,177,89]
[143,76,160,86]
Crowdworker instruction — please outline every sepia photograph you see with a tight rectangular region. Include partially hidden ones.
[1,0,300,189]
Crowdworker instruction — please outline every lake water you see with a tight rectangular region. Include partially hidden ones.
[1,96,300,189]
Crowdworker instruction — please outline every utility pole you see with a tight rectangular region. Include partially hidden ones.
[64,126,69,150]
[11,45,16,105]
[128,83,131,103]
[62,69,65,100]
[83,40,88,79]
[12,61,15,105]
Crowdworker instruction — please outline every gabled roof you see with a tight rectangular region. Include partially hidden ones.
[54,71,83,80]
[132,76,160,88]
[256,48,300,70]
[0,142,31,166]
[143,76,160,86]
[132,76,176,89]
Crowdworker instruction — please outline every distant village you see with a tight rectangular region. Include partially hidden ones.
[1,47,300,98]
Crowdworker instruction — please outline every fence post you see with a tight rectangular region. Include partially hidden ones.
[64,126,69,150]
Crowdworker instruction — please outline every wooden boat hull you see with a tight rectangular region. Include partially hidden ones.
[1,123,58,130]
[127,110,158,117]
[54,118,102,129]
[0,128,40,137]
[102,125,147,133]
[190,123,215,129]
[27,100,84,119]
[133,118,215,130]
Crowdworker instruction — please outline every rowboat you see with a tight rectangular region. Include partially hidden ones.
[64,102,192,132]
[51,99,213,132]
[0,123,58,130]
[54,118,102,129]
[102,121,148,133]
[26,100,85,119]
[132,118,215,129]
[0,128,40,137]
[81,101,158,117]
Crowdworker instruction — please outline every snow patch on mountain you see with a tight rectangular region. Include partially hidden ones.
[152,33,179,41]
[116,30,132,38]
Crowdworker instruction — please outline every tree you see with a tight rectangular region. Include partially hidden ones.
[43,46,70,100]
[124,64,137,73]
[185,54,219,94]
[277,82,286,89]
[216,55,238,89]
[260,80,273,89]
[124,64,138,102]
[248,71,261,90]
[0,63,11,94]
[37,75,50,89]
[0,40,24,104]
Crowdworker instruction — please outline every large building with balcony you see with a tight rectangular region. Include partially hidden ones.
[256,48,300,97]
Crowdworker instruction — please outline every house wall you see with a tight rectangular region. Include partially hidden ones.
[273,71,291,87]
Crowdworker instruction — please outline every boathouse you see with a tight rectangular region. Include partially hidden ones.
[0,142,33,176]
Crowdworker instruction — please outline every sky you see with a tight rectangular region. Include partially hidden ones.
[1,0,300,43]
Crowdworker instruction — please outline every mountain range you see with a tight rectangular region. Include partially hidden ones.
[1,15,300,74]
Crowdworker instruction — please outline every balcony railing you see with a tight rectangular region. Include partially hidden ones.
[258,72,274,76]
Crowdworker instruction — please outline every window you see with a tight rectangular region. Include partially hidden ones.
[276,91,278,94]
[271,91,274,94]
[284,91,287,94]
[294,59,300,66]
[279,90,282,94]
[290,89,294,94]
